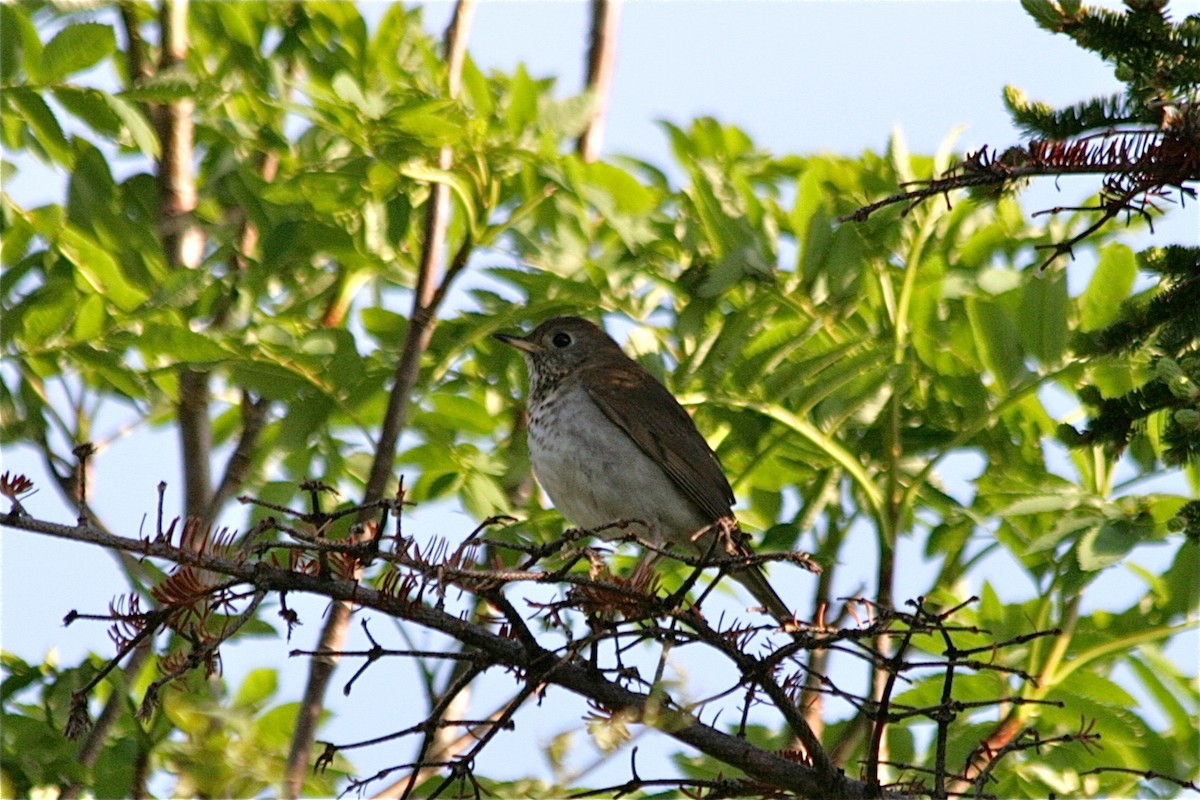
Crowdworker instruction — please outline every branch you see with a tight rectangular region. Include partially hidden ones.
[577,0,621,162]
[1,509,883,799]
[842,125,1199,268]
[4,476,1089,799]
[60,643,153,800]
[283,3,479,795]
[117,1,153,89]
[152,0,211,519]
[203,392,270,530]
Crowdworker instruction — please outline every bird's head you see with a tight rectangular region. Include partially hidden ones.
[494,316,627,388]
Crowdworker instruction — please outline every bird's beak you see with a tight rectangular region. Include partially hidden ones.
[493,332,542,353]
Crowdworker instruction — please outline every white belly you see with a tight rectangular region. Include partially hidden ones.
[528,384,709,545]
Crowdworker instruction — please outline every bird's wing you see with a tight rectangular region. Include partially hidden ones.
[581,360,735,524]
[584,359,797,627]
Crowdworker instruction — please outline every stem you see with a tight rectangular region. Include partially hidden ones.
[577,0,621,162]
[155,0,211,520]
[282,3,478,795]
[721,398,885,523]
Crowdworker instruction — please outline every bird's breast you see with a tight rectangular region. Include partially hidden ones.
[526,384,709,542]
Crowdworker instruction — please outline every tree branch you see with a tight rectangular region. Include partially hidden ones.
[282,3,479,794]
[1,509,882,799]
[154,0,211,520]
[577,0,621,162]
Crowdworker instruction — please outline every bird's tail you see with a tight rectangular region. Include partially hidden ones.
[730,563,799,630]
[694,517,803,630]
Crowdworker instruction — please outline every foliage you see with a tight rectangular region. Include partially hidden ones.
[1,1,1196,798]
[0,651,348,798]
[1014,0,1199,134]
[1006,1,1200,480]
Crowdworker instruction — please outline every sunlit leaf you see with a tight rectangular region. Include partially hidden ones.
[1017,269,1069,365]
[966,296,1027,390]
[1076,518,1141,571]
[60,227,148,311]
[4,87,73,166]
[40,23,115,82]
[1079,243,1136,332]
[233,668,278,710]
[138,323,229,364]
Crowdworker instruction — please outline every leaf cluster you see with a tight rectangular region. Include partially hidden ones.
[1014,0,1199,134]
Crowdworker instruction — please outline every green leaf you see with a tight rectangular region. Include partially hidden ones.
[0,4,39,84]
[1017,269,1069,365]
[71,292,107,340]
[52,85,121,136]
[391,99,463,144]
[331,72,374,117]
[4,87,73,166]
[459,56,493,116]
[138,323,229,364]
[965,296,1027,390]
[233,668,278,709]
[1161,542,1200,616]
[424,394,496,436]
[461,473,509,519]
[73,346,146,399]
[213,3,260,48]
[789,162,825,245]
[579,161,657,216]
[1087,359,1147,398]
[1079,244,1136,332]
[1000,491,1087,517]
[887,126,914,185]
[360,307,408,341]
[18,278,76,345]
[1126,649,1198,739]
[398,162,478,234]
[117,70,197,103]
[1026,511,1101,553]
[507,64,538,134]
[40,23,116,82]
[1020,0,1064,30]
[104,94,159,158]
[1076,519,1138,571]
[256,702,303,749]
[59,226,148,311]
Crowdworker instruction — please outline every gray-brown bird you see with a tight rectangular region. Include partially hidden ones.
[494,315,795,623]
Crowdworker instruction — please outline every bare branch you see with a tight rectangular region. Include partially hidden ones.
[2,508,878,798]
[842,124,1199,269]
[577,0,622,162]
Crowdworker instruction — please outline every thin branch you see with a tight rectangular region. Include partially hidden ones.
[203,392,270,529]
[60,642,152,800]
[577,0,621,162]
[283,3,478,794]
[373,695,528,799]
[1079,766,1200,793]
[117,1,152,89]
[1,510,876,799]
[842,126,1199,268]
[154,0,211,520]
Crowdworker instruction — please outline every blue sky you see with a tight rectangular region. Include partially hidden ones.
[3,0,1197,791]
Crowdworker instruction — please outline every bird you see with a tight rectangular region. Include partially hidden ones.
[493,315,796,624]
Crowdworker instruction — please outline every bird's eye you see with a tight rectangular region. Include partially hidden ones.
[552,332,572,348]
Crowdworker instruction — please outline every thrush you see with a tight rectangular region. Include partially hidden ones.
[494,315,795,623]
